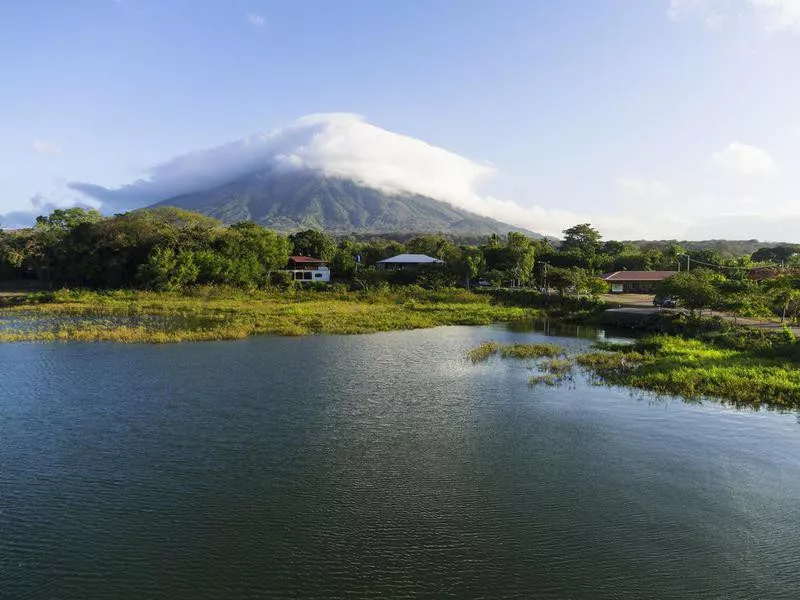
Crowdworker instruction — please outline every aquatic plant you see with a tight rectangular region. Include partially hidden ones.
[0,288,537,344]
[468,342,500,363]
[499,343,565,359]
[528,374,561,387]
[539,358,574,375]
[578,335,800,408]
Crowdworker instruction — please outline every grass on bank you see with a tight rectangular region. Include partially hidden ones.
[0,286,536,343]
[577,335,800,408]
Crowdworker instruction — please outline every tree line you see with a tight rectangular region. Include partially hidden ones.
[2,208,800,315]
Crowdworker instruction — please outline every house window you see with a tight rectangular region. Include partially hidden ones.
[304,272,312,280]
[314,273,322,278]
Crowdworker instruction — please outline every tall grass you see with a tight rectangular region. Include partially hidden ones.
[0,287,537,344]
[577,335,800,408]
[468,342,500,363]
[467,342,567,362]
[499,343,565,359]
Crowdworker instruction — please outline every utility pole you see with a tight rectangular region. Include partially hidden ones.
[542,261,548,293]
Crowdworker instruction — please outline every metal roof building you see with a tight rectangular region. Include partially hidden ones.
[377,254,445,270]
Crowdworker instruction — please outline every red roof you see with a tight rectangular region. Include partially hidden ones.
[602,271,678,282]
[748,267,779,281]
[288,255,326,264]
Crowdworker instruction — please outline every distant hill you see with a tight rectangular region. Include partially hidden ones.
[153,169,540,237]
[628,239,790,257]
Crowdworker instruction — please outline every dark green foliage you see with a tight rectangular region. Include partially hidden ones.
[6,207,800,330]
[1,207,290,291]
[289,229,336,261]
[657,271,721,315]
[560,223,602,257]
[751,245,800,265]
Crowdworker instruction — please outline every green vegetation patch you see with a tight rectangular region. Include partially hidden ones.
[499,343,566,359]
[468,342,500,363]
[529,358,575,387]
[0,287,535,344]
[539,358,574,375]
[577,335,800,408]
[467,341,567,363]
[528,374,562,387]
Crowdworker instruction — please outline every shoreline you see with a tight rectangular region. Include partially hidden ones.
[0,287,537,343]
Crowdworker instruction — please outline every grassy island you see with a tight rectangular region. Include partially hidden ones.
[577,335,800,408]
[0,287,535,343]
[468,321,800,408]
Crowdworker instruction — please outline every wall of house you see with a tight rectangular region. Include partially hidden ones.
[621,281,659,294]
[286,268,330,283]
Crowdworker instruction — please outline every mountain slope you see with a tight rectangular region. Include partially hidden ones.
[155,169,540,236]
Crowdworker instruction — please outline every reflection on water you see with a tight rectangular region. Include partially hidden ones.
[1,325,799,599]
[505,317,636,344]
[0,313,224,334]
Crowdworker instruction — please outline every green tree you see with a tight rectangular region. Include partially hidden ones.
[29,207,103,287]
[506,232,535,287]
[137,246,199,291]
[658,271,720,316]
[462,246,486,289]
[560,223,602,260]
[35,207,102,232]
[289,230,336,261]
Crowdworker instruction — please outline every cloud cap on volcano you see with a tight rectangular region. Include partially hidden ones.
[69,113,496,215]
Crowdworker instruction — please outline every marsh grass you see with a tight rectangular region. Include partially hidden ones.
[528,374,561,387]
[468,342,500,363]
[539,358,574,375]
[529,358,575,387]
[578,335,800,408]
[499,343,565,359]
[467,341,567,363]
[0,287,536,344]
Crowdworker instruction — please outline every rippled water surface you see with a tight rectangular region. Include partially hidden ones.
[2,325,799,599]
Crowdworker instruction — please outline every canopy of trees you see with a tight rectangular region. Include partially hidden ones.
[3,208,800,321]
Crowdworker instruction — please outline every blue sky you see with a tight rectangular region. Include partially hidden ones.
[2,0,799,240]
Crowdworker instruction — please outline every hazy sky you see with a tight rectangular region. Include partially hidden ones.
[1,0,798,240]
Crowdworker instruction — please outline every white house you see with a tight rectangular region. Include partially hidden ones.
[285,256,331,283]
[376,253,445,271]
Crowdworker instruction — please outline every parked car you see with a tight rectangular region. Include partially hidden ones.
[653,295,677,308]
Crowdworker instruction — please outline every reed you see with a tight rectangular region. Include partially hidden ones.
[577,335,800,408]
[539,358,574,375]
[499,343,565,359]
[0,287,537,344]
[467,342,500,363]
[528,374,561,387]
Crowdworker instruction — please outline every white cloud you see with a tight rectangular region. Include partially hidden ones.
[711,141,776,175]
[247,12,265,27]
[615,177,669,197]
[666,0,725,26]
[70,113,493,209]
[749,0,800,32]
[32,140,62,156]
[60,113,800,241]
[667,0,800,32]
[65,113,607,237]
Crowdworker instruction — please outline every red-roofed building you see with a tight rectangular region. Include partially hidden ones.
[285,256,331,283]
[747,266,780,282]
[602,271,678,294]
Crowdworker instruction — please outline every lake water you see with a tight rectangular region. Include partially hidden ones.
[2,325,799,599]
